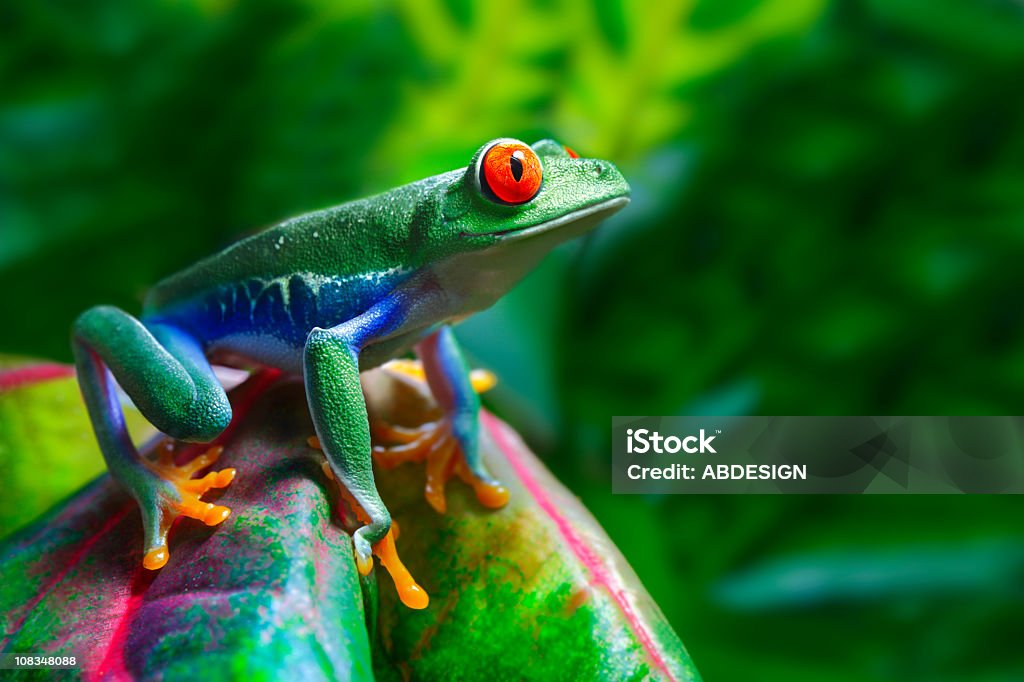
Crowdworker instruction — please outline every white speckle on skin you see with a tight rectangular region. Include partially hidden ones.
[312,231,319,239]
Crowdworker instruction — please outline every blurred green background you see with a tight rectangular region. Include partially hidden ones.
[3,0,1024,679]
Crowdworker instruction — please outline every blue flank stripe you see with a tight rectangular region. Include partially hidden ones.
[149,270,412,348]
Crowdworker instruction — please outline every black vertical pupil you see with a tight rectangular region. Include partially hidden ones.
[509,152,524,182]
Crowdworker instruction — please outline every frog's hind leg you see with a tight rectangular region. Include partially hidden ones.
[73,306,235,570]
[373,326,509,514]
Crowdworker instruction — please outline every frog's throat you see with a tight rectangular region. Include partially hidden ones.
[431,196,628,317]
[459,196,630,241]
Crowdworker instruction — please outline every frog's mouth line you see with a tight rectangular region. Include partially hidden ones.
[460,196,630,241]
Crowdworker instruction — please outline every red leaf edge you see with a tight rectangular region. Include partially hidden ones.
[0,364,76,392]
[481,411,681,682]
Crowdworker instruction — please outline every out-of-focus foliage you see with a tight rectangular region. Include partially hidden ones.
[3,1,1024,680]
[0,0,820,362]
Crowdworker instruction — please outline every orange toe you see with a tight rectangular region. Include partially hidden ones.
[373,530,429,610]
[143,545,169,570]
[474,482,510,509]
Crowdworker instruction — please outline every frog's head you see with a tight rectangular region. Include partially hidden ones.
[447,138,630,247]
[424,138,630,312]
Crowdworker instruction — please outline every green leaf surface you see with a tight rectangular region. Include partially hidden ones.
[365,372,700,682]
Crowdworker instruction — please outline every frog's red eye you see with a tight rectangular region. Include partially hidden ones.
[563,145,579,159]
[480,141,542,205]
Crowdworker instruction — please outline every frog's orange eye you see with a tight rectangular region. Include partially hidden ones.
[480,141,542,205]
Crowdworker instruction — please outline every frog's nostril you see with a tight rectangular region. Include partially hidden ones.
[585,160,606,178]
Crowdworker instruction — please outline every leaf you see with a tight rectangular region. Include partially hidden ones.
[0,373,373,680]
[0,358,153,538]
[0,367,699,680]
[364,372,700,681]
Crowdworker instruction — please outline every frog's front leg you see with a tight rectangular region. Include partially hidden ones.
[303,289,431,609]
[72,306,235,569]
[373,327,509,513]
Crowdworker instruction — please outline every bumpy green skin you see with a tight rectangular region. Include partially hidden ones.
[72,138,630,569]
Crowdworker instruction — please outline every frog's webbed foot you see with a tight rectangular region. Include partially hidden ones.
[139,442,236,570]
[371,360,509,514]
[307,437,428,610]
[372,419,508,513]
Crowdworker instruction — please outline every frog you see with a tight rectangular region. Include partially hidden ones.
[72,138,630,609]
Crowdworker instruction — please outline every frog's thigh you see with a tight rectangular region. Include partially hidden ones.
[75,306,231,442]
[144,321,232,441]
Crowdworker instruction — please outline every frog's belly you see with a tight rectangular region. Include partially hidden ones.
[208,324,436,375]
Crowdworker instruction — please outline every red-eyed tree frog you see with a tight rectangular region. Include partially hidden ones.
[73,138,630,609]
